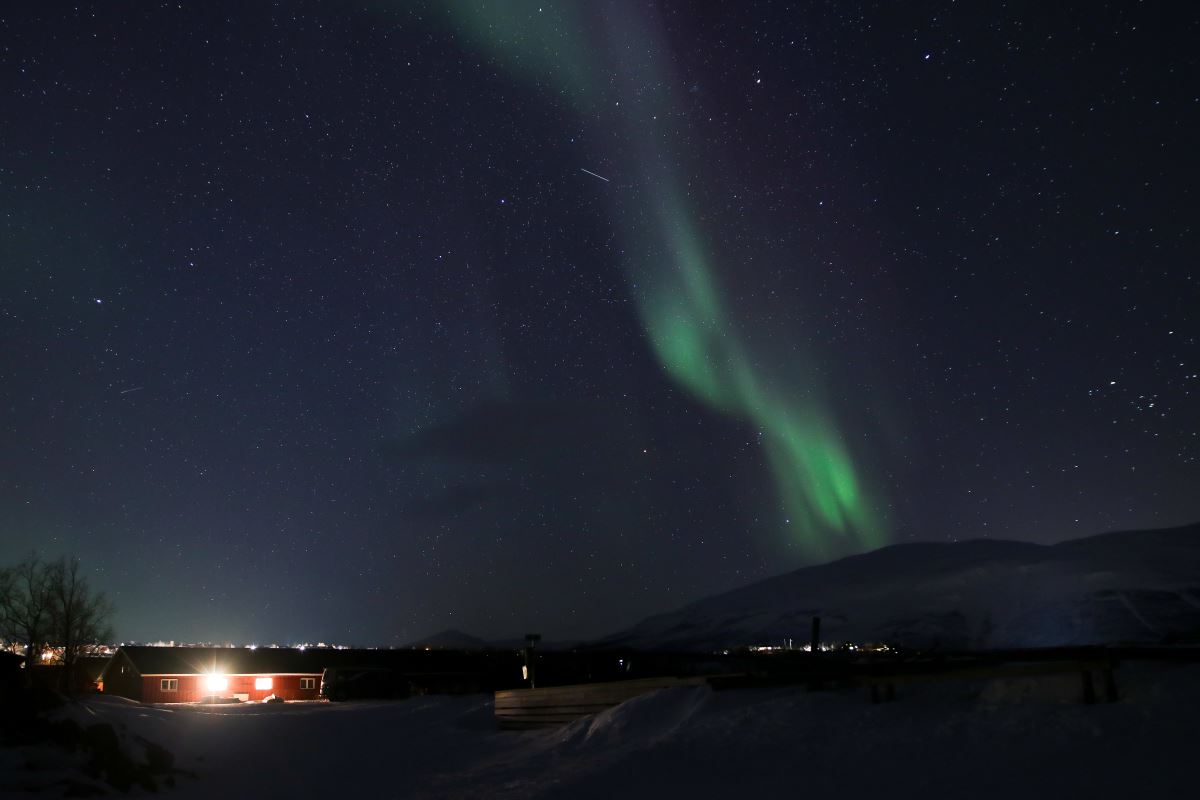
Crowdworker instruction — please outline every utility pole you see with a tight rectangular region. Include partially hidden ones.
[524,633,541,689]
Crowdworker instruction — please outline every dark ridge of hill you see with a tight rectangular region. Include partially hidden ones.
[403,629,491,650]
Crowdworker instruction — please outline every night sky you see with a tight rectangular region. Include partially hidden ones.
[2,1,1197,646]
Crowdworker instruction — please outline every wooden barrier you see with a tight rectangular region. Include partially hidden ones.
[860,659,1119,704]
[494,676,710,729]
[493,648,1182,728]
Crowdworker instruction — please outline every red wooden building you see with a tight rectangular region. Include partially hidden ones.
[101,646,325,703]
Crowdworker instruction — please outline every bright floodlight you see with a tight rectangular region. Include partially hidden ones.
[205,674,228,692]
[254,677,272,691]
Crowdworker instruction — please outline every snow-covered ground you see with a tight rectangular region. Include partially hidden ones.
[6,660,1198,798]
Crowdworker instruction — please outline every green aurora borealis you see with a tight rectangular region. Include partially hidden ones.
[439,1,886,558]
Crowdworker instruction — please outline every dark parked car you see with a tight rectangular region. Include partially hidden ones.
[320,667,410,701]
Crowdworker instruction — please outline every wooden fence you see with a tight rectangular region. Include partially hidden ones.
[853,658,1120,704]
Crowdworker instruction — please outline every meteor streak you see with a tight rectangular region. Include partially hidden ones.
[580,168,610,183]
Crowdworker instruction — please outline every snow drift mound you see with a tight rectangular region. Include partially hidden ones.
[576,687,711,748]
[601,522,1200,651]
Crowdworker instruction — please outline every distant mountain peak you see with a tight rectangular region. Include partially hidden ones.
[599,522,1200,652]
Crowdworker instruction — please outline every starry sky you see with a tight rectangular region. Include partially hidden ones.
[2,1,1197,646]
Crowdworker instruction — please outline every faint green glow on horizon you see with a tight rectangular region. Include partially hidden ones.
[434,1,885,557]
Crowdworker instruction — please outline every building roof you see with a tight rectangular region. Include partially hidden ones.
[111,646,420,676]
[76,655,111,681]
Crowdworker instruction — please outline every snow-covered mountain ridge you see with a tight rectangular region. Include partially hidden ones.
[601,523,1200,651]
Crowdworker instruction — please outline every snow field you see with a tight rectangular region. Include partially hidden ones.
[10,659,1193,798]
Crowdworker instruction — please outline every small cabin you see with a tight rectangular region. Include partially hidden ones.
[101,646,325,703]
